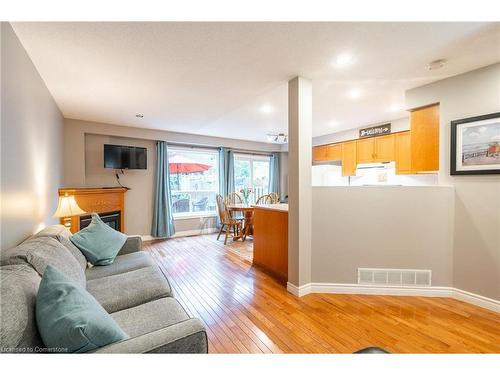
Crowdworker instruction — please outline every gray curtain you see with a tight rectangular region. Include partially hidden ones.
[269,152,280,195]
[151,141,175,238]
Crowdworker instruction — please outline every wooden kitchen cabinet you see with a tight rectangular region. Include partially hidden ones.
[410,104,439,172]
[395,131,412,174]
[313,145,329,162]
[356,138,375,163]
[374,134,396,162]
[325,144,342,160]
[341,141,357,176]
[313,143,342,162]
[356,134,395,163]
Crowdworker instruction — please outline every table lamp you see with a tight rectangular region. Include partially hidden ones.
[53,193,86,229]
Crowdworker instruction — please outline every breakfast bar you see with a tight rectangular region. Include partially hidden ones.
[252,204,288,283]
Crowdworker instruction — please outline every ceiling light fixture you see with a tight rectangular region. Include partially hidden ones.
[266,133,288,144]
[347,88,362,99]
[329,120,339,127]
[135,113,144,118]
[427,59,447,71]
[259,104,275,114]
[333,53,354,68]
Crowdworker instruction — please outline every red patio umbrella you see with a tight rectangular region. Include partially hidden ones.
[168,154,212,174]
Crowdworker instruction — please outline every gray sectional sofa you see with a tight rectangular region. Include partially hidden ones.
[0,225,207,353]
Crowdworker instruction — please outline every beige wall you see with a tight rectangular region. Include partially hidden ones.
[84,134,156,235]
[287,77,313,287]
[64,118,284,236]
[312,186,455,286]
[1,23,63,249]
[279,152,288,199]
[406,63,500,300]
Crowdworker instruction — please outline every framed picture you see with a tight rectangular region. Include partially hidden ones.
[451,112,500,175]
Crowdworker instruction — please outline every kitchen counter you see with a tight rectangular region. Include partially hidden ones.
[252,204,288,283]
[251,203,288,212]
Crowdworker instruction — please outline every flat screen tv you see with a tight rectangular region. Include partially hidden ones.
[104,144,147,169]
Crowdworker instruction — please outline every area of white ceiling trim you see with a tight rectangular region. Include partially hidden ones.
[11,22,500,142]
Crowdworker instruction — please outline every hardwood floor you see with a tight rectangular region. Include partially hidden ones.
[145,235,500,354]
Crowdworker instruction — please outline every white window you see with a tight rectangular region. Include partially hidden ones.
[168,147,219,218]
[234,153,271,203]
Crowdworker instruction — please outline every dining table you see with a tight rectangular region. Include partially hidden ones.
[226,204,254,241]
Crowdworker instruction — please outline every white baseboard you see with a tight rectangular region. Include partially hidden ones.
[140,228,217,242]
[287,282,500,313]
[286,282,312,297]
[172,228,218,238]
[452,288,500,313]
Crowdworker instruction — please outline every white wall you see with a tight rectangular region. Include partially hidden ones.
[312,186,455,286]
[406,63,500,300]
[1,23,63,249]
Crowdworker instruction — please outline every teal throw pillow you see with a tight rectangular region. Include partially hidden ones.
[70,213,127,265]
[36,265,128,353]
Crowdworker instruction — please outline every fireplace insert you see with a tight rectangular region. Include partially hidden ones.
[79,211,121,232]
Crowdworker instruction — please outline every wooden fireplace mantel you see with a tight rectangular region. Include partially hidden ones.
[58,187,128,233]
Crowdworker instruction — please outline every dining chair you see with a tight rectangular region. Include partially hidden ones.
[225,192,243,204]
[268,192,280,204]
[225,192,244,221]
[216,194,242,245]
[255,194,273,205]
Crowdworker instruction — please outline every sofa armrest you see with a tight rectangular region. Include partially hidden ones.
[118,235,143,255]
[92,318,208,354]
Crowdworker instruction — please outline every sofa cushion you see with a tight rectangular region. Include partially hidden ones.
[70,213,127,266]
[0,264,44,351]
[1,237,86,288]
[30,225,87,271]
[86,266,172,313]
[36,265,128,353]
[85,251,155,281]
[111,297,189,338]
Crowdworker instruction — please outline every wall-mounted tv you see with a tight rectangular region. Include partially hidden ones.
[104,144,147,170]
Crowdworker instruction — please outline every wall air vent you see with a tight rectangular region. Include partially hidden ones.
[357,268,432,287]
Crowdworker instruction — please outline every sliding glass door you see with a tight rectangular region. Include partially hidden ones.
[234,153,271,203]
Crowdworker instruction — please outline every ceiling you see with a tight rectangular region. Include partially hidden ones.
[12,22,500,142]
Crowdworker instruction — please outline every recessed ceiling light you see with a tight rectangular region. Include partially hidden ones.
[427,59,447,71]
[333,53,354,68]
[259,104,275,114]
[347,88,362,99]
[329,120,339,127]
[135,113,144,118]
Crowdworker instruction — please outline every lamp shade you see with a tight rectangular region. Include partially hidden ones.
[53,194,86,218]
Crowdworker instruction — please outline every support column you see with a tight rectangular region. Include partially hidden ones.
[287,76,312,294]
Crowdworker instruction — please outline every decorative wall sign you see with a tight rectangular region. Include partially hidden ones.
[451,112,500,175]
[359,123,391,138]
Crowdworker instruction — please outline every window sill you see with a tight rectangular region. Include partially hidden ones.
[173,212,218,221]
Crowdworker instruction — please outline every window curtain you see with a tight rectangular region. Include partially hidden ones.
[269,152,281,196]
[226,150,235,194]
[217,147,235,227]
[151,141,175,238]
[219,147,235,196]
